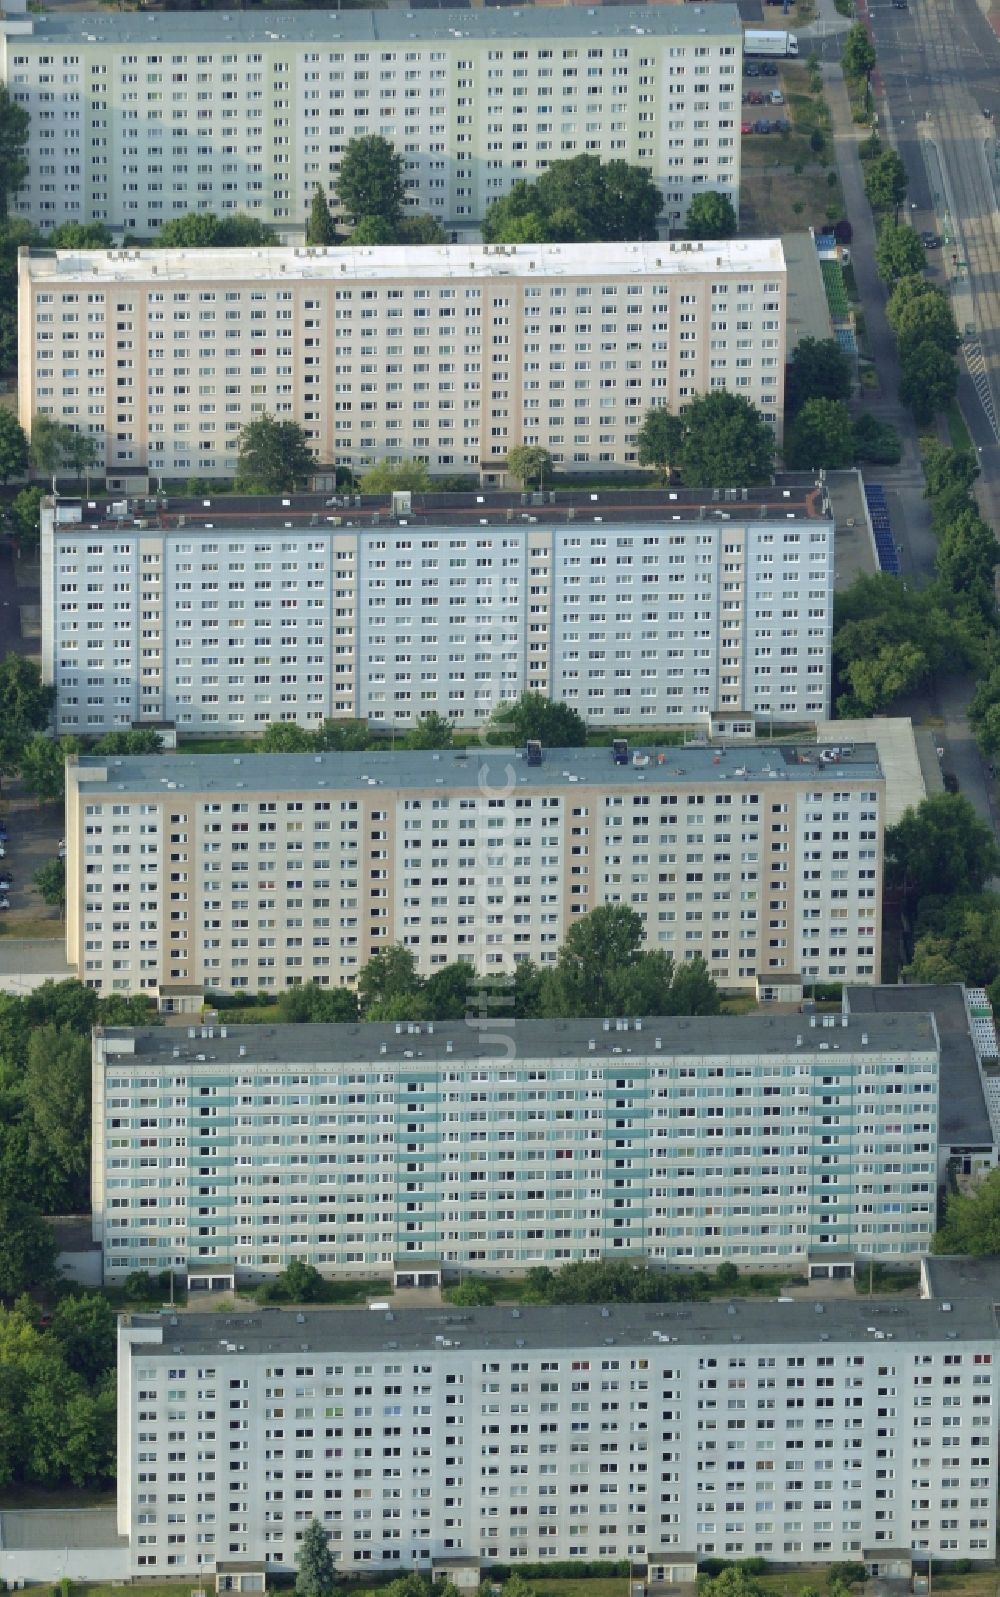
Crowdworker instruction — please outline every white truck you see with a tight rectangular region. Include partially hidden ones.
[744,29,799,55]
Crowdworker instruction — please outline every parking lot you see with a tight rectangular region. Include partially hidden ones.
[0,779,65,935]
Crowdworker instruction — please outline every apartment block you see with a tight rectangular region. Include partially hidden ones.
[92,1009,939,1282]
[116,1297,1000,1574]
[65,743,883,1003]
[41,496,831,735]
[20,239,785,479]
[1,7,742,237]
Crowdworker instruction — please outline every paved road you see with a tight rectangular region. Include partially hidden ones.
[866,0,1000,450]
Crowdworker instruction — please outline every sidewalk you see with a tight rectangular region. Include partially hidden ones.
[821,32,938,579]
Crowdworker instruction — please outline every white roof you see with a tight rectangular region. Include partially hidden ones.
[24,238,787,288]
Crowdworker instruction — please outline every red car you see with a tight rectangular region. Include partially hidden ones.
[741,121,753,133]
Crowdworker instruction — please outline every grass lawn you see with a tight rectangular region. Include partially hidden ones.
[0,913,64,938]
[947,400,974,453]
[176,735,260,753]
[740,63,844,236]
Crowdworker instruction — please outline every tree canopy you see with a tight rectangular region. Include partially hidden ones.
[786,336,853,413]
[899,340,958,424]
[684,190,738,240]
[842,20,877,80]
[934,1166,1000,1255]
[875,217,927,283]
[359,458,431,494]
[885,793,1000,905]
[0,410,28,485]
[155,211,275,248]
[636,407,685,483]
[236,414,315,493]
[483,155,663,243]
[305,184,337,246]
[0,85,29,219]
[336,135,406,227]
[505,445,553,489]
[0,654,55,775]
[680,391,774,489]
[537,904,721,1019]
[785,398,855,469]
[864,148,908,215]
[491,690,588,748]
[295,1518,337,1597]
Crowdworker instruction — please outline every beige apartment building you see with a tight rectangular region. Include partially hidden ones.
[65,742,883,1008]
[0,6,742,237]
[19,239,786,479]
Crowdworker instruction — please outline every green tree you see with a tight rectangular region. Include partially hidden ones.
[504,445,553,489]
[542,904,645,1015]
[444,1278,496,1306]
[8,486,44,554]
[218,214,276,247]
[404,711,453,750]
[18,734,74,805]
[839,640,929,716]
[235,414,315,493]
[359,458,431,493]
[0,651,55,769]
[864,148,908,216]
[305,183,338,246]
[32,858,65,912]
[350,215,397,246]
[296,1516,336,1597]
[90,729,164,756]
[902,934,966,986]
[785,398,855,469]
[887,277,958,353]
[29,413,69,491]
[0,85,29,218]
[842,22,877,83]
[336,135,406,228]
[852,412,901,465]
[936,509,999,607]
[398,214,448,245]
[684,190,738,240]
[278,983,359,1023]
[482,155,662,243]
[155,211,275,248]
[886,793,1000,904]
[260,721,316,753]
[922,439,979,500]
[0,409,28,484]
[680,390,774,489]
[874,217,927,283]
[61,428,100,492]
[636,407,684,483]
[357,944,421,1016]
[786,336,853,411]
[491,690,588,748]
[45,222,113,249]
[50,1294,116,1386]
[23,1025,91,1210]
[899,341,958,424]
[97,992,158,1027]
[934,1165,1000,1254]
[421,960,477,1021]
[0,1198,57,1297]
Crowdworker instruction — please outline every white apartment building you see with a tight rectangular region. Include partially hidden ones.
[65,743,883,1003]
[19,239,786,479]
[116,1297,1000,1574]
[1,7,742,237]
[41,500,832,734]
[92,1010,939,1282]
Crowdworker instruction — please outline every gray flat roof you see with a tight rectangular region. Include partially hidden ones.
[46,487,827,533]
[0,1509,124,1553]
[101,1010,939,1069]
[72,741,884,797]
[844,984,994,1149]
[12,6,742,46]
[0,940,73,977]
[781,231,835,352]
[922,1255,1000,1301]
[125,1295,1000,1356]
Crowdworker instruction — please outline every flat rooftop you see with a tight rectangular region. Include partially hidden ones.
[922,1255,1000,1301]
[71,741,884,797]
[0,1509,123,1553]
[47,485,828,532]
[6,5,742,46]
[844,984,994,1149]
[26,237,783,287]
[99,1010,938,1069]
[124,1295,999,1356]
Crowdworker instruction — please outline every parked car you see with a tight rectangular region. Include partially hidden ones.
[920,230,940,248]
[774,117,791,132]
[741,121,753,133]
[753,118,773,133]
[771,89,784,103]
[0,875,12,891]
[745,62,761,76]
[0,898,10,911]
[761,62,778,75]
